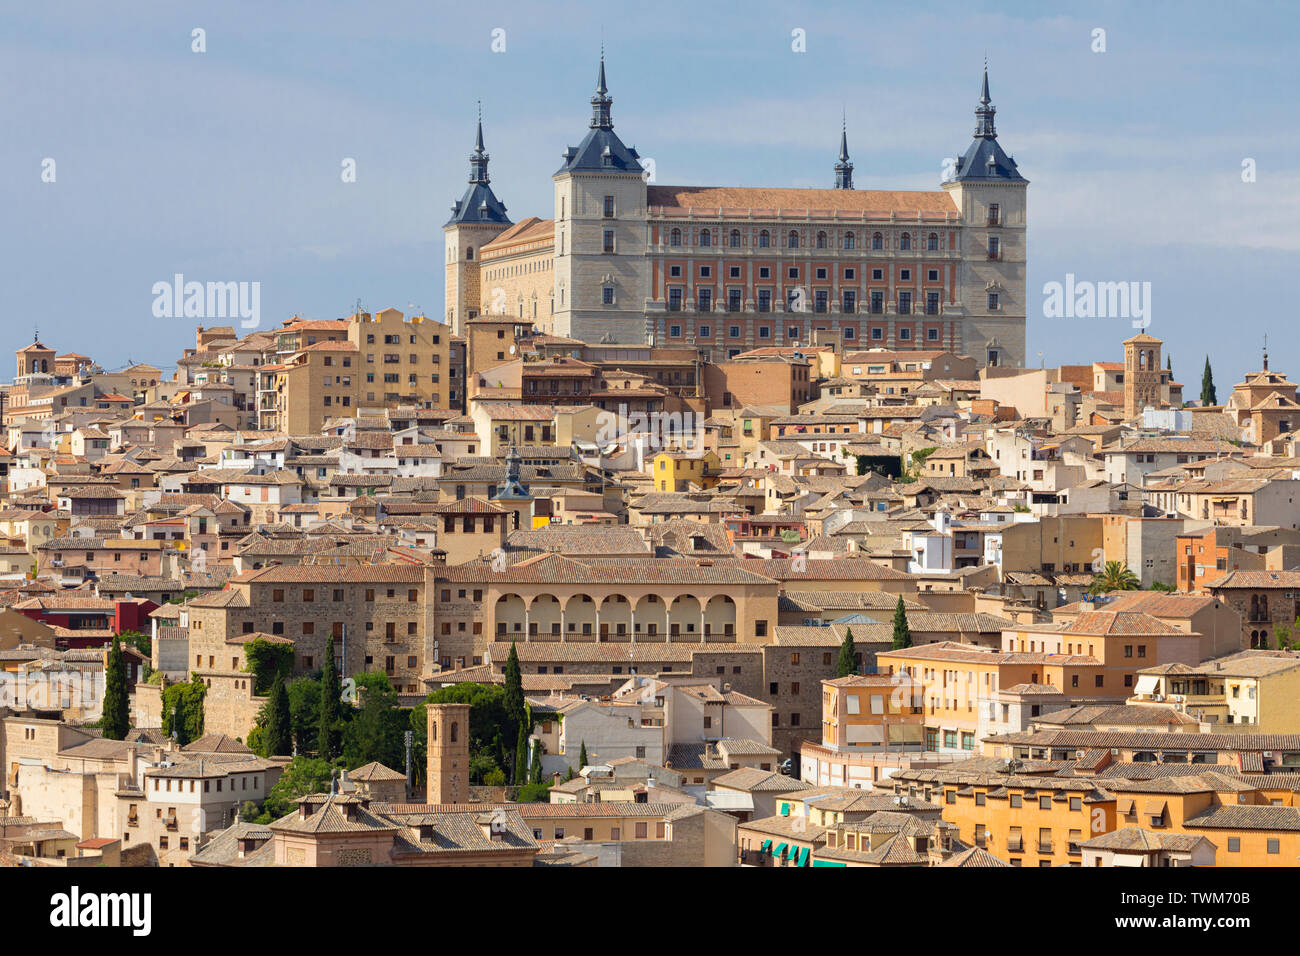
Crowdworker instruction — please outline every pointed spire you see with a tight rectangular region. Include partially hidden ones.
[468,102,490,185]
[590,49,614,130]
[834,113,854,189]
[974,60,997,139]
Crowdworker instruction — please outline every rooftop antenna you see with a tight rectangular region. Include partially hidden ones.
[1263,333,1269,372]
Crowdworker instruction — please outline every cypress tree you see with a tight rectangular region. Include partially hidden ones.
[513,721,529,785]
[835,627,858,677]
[892,596,913,650]
[318,639,342,760]
[1201,356,1217,406]
[101,635,130,740]
[263,676,293,756]
[578,740,589,769]
[503,642,525,739]
[530,740,543,784]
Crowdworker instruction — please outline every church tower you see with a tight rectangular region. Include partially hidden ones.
[426,702,471,805]
[552,53,650,345]
[1124,332,1163,419]
[943,65,1028,368]
[443,108,513,337]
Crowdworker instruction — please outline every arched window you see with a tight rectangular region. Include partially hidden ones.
[730,229,741,248]
[788,230,799,248]
[900,233,912,251]
[700,229,712,247]
[759,230,770,248]
[466,246,474,260]
[872,232,883,250]
[927,233,939,251]
[816,231,827,249]
[845,232,856,250]
[670,228,682,246]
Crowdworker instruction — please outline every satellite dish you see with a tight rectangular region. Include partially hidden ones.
[509,345,517,355]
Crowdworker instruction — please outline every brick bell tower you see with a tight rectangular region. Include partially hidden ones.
[1123,332,1162,419]
[426,702,471,804]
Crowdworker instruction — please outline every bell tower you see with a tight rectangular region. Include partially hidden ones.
[1124,332,1163,419]
[426,702,471,804]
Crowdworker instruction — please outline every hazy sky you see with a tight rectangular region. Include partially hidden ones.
[3,0,1297,390]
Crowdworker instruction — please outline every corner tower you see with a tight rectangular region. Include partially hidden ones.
[443,108,513,337]
[552,53,650,345]
[943,65,1028,368]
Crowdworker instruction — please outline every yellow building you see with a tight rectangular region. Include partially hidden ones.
[1133,650,1300,732]
[820,674,925,752]
[650,451,719,493]
[348,308,453,410]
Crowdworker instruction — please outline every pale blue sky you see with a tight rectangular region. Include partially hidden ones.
[3,0,1297,389]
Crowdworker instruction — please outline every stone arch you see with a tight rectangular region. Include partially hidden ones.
[668,595,702,640]
[633,594,668,640]
[564,593,598,640]
[494,593,528,638]
[703,595,737,639]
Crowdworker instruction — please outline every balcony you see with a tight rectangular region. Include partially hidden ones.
[1037,841,1053,853]
[1006,838,1023,852]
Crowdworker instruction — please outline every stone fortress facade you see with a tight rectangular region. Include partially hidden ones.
[444,58,1027,368]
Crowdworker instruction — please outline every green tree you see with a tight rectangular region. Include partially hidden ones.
[892,596,913,650]
[342,673,407,770]
[514,780,552,803]
[1088,561,1141,595]
[261,676,293,756]
[101,635,130,740]
[1201,356,1217,406]
[244,638,294,696]
[578,740,589,769]
[161,674,206,746]
[239,800,260,822]
[529,739,543,784]
[318,640,343,761]
[483,768,506,787]
[257,756,337,822]
[513,721,529,785]
[835,627,858,677]
[287,677,321,756]
[563,765,575,782]
[503,642,526,740]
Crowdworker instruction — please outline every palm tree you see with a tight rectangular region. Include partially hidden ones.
[1088,561,1140,595]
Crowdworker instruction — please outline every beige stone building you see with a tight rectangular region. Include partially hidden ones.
[443,61,1028,367]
